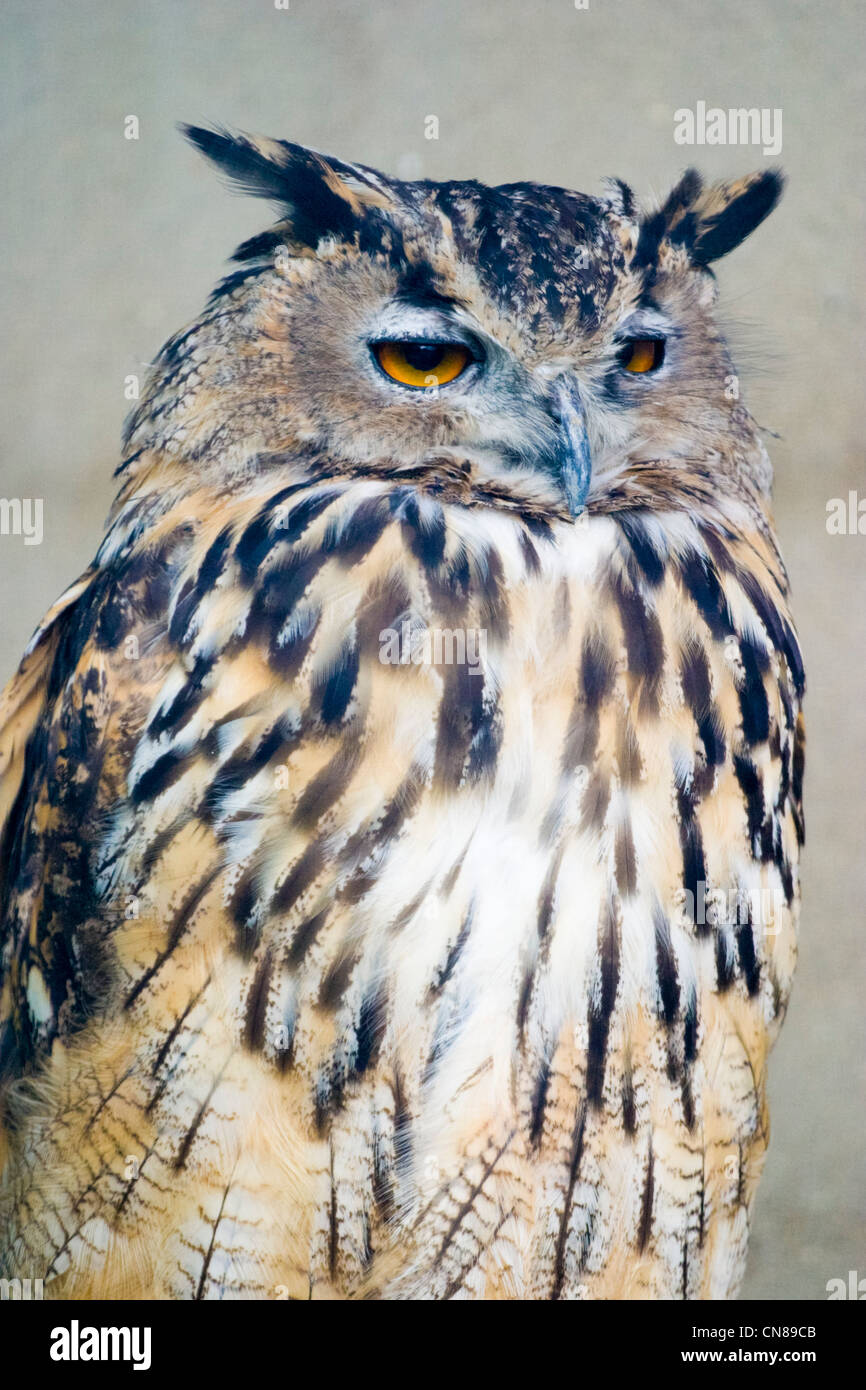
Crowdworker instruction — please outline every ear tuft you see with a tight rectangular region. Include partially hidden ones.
[661,168,704,221]
[690,169,784,265]
[640,167,784,271]
[603,178,637,218]
[179,123,389,250]
[180,124,297,203]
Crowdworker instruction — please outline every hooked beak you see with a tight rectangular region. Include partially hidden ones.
[549,376,592,517]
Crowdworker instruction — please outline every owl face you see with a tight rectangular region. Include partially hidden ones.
[155,130,783,520]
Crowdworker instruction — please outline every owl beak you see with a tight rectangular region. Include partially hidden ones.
[549,376,592,517]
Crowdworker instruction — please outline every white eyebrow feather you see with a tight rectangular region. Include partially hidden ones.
[615,306,673,337]
[366,303,467,340]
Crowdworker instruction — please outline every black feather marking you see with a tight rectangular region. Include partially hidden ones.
[675,767,708,930]
[266,603,321,680]
[516,970,534,1042]
[637,1141,655,1252]
[272,840,326,915]
[313,640,360,726]
[580,768,611,833]
[520,528,541,575]
[427,544,472,617]
[684,993,698,1063]
[243,948,274,1051]
[529,1058,551,1149]
[465,692,502,786]
[679,551,735,641]
[681,1072,695,1131]
[323,496,391,566]
[430,906,473,997]
[697,707,726,771]
[319,951,358,1011]
[236,488,341,581]
[622,1062,637,1137]
[353,988,387,1076]
[201,719,295,824]
[433,660,484,788]
[738,636,771,745]
[338,768,427,886]
[737,569,805,698]
[208,267,268,302]
[551,1101,587,1300]
[94,582,130,650]
[611,572,664,696]
[148,653,215,738]
[733,753,765,854]
[680,640,711,718]
[399,495,447,571]
[197,526,234,593]
[292,744,360,831]
[616,513,665,587]
[286,909,330,968]
[476,546,510,643]
[581,631,616,708]
[392,1067,412,1180]
[715,931,735,992]
[792,713,806,844]
[536,849,563,941]
[150,977,211,1081]
[131,747,195,805]
[735,910,761,996]
[654,908,680,1024]
[167,576,198,649]
[586,900,620,1106]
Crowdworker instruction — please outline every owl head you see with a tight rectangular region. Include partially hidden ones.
[123,126,783,524]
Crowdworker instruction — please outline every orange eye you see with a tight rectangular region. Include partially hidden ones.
[620,338,666,373]
[373,340,472,388]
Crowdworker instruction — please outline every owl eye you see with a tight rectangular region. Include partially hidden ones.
[372,340,472,389]
[619,337,666,374]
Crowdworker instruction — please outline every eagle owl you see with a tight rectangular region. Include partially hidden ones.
[0,128,804,1301]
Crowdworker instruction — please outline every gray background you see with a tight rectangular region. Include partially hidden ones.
[0,0,862,1300]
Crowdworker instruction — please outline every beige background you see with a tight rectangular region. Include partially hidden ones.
[0,0,863,1300]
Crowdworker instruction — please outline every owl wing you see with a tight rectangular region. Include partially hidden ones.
[0,569,102,1079]
[0,502,205,1090]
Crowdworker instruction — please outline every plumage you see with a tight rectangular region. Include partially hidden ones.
[0,128,803,1300]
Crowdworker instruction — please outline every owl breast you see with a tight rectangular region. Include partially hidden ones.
[0,478,803,1300]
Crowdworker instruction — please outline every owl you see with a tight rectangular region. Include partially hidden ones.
[0,127,804,1301]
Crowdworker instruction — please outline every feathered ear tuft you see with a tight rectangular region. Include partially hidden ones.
[638,167,784,271]
[180,124,392,250]
[688,169,784,265]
